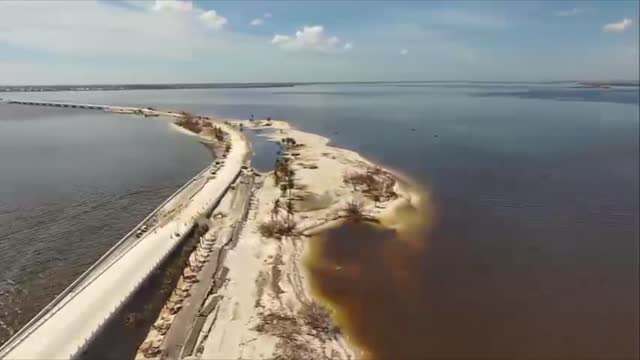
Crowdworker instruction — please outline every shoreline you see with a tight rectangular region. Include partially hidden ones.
[156,116,428,359]
[0,101,428,359]
[0,107,251,358]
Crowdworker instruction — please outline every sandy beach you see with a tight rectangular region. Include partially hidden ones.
[130,113,427,360]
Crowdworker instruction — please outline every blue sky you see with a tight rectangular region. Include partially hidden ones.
[0,0,638,85]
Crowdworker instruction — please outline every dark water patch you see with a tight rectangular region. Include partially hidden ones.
[309,208,639,359]
[244,128,280,172]
[306,221,430,360]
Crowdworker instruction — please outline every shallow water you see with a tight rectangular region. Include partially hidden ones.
[243,128,280,172]
[0,104,212,344]
[2,84,638,358]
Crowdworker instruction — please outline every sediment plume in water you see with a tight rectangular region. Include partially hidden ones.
[305,179,436,359]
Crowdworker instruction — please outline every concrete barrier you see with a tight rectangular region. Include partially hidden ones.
[70,167,243,358]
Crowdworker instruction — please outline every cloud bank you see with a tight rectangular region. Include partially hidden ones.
[603,18,634,32]
[271,26,352,52]
[200,10,228,29]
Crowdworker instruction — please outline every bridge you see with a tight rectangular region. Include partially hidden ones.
[4,99,108,110]
[0,107,250,359]
[0,99,178,116]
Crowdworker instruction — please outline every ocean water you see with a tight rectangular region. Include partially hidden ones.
[0,104,212,344]
[2,83,638,358]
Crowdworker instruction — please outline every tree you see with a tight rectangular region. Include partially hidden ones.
[271,198,281,221]
[285,198,295,224]
[372,194,381,208]
[286,175,295,199]
[273,170,281,186]
[273,159,281,185]
[345,200,364,221]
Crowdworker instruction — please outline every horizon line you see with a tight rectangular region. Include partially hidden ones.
[1,79,639,89]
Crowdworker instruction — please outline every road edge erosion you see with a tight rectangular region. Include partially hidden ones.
[0,104,249,358]
[0,101,432,360]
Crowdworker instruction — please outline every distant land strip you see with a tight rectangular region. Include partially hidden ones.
[0,80,637,93]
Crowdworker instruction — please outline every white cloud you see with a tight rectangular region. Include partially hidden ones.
[271,26,352,52]
[152,0,193,12]
[554,8,581,17]
[603,18,634,32]
[200,10,228,29]
[400,49,408,55]
[153,1,228,30]
[271,35,291,43]
[251,12,272,26]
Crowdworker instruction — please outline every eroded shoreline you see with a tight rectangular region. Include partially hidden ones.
[0,100,430,359]
[142,114,432,359]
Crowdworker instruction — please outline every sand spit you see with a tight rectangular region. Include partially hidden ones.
[0,100,426,359]
[131,114,427,360]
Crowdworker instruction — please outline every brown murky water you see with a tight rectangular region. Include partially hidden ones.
[307,184,639,359]
[306,189,438,360]
[4,85,638,358]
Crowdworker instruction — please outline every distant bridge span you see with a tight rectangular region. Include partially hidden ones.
[1,98,179,116]
[5,99,108,110]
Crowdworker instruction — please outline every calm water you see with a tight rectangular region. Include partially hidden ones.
[244,128,280,172]
[2,83,638,358]
[0,104,212,344]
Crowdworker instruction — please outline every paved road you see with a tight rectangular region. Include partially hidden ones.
[161,173,255,359]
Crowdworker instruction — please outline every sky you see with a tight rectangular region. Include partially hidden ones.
[0,0,638,85]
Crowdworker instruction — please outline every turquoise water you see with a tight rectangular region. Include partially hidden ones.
[2,83,638,357]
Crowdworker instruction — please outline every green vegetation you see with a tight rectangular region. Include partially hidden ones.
[175,113,203,133]
[175,112,225,141]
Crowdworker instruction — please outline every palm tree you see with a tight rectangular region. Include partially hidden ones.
[285,198,295,226]
[273,169,280,185]
[271,198,281,221]
[286,176,295,199]
[372,194,381,208]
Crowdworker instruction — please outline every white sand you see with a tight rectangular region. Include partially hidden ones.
[191,119,426,360]
[0,102,428,360]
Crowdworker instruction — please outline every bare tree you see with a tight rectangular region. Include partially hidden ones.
[271,198,281,221]
[285,198,295,224]
[344,200,364,221]
[286,175,295,199]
